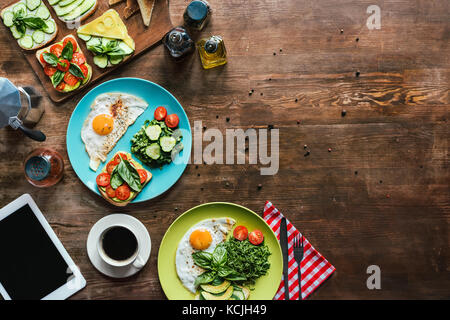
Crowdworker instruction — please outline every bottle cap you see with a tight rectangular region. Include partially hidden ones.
[205,39,218,53]
[25,156,50,181]
[186,1,208,22]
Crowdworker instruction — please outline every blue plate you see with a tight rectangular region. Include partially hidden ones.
[66,78,192,203]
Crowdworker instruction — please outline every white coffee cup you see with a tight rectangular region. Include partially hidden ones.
[97,225,145,269]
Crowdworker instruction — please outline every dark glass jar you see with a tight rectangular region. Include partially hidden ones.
[163,26,195,60]
[183,0,211,31]
[24,148,64,187]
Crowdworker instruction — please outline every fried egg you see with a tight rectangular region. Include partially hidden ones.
[81,93,148,171]
[175,218,236,293]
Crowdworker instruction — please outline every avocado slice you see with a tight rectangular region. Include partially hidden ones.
[200,280,231,294]
[201,286,233,300]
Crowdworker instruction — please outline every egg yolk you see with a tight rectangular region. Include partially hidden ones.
[189,229,212,250]
[92,114,114,135]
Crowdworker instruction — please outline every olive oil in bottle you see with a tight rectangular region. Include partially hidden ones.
[197,35,227,69]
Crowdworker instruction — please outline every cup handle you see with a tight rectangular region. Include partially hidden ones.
[132,255,145,269]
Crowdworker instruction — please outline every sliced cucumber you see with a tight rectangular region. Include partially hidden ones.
[36,5,50,19]
[146,143,161,160]
[118,41,134,55]
[109,55,123,65]
[13,3,27,15]
[48,0,61,5]
[26,0,41,11]
[32,30,45,44]
[160,136,177,152]
[2,11,14,27]
[93,55,108,68]
[61,0,95,21]
[43,19,55,34]
[19,35,33,49]
[101,37,115,47]
[77,33,91,41]
[58,0,77,7]
[86,36,101,48]
[10,25,24,39]
[145,125,161,141]
[53,0,83,17]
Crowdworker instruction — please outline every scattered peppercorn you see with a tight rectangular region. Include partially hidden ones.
[354,171,358,175]
[260,92,263,96]
[341,110,347,117]
[195,165,199,169]
[203,126,207,131]
[216,115,219,119]
[175,207,178,211]
[197,173,200,177]
[295,98,298,102]
[386,194,390,198]
[268,124,274,130]
[340,29,344,34]
[257,184,262,190]
[226,117,230,122]
[303,144,308,149]
[356,37,359,42]
[297,120,300,124]
[379,180,383,184]
[249,91,252,96]
[304,151,310,157]
[273,52,276,56]
[279,48,282,52]
[226,182,230,187]
[356,71,360,77]
[328,148,332,152]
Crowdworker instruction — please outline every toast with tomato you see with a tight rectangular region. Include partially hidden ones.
[35,35,92,93]
[96,152,152,207]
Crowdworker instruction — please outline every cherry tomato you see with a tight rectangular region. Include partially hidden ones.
[57,59,70,72]
[78,64,88,78]
[105,185,116,198]
[113,153,128,164]
[165,114,179,128]
[64,72,79,86]
[154,106,167,121]
[50,44,63,57]
[39,52,48,64]
[96,173,110,187]
[71,52,86,65]
[44,65,57,77]
[233,225,249,241]
[106,162,117,175]
[248,229,264,245]
[55,81,66,91]
[116,184,131,201]
[137,169,148,184]
[63,37,77,52]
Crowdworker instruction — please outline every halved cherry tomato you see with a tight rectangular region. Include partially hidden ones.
[113,153,128,164]
[137,169,147,184]
[57,59,70,72]
[39,52,48,64]
[79,64,88,78]
[71,52,86,65]
[165,114,179,128]
[248,229,264,245]
[233,225,249,241]
[64,72,79,86]
[63,37,77,52]
[96,173,111,187]
[105,185,116,198]
[154,106,167,121]
[44,65,57,77]
[106,162,117,175]
[55,81,66,91]
[50,44,63,57]
[115,184,131,201]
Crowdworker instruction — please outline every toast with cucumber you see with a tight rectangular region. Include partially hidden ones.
[96,152,152,207]
[1,0,58,50]
[48,0,97,23]
[36,35,92,93]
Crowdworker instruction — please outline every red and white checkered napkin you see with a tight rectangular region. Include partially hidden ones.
[263,201,336,300]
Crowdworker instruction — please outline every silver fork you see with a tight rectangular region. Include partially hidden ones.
[293,234,304,300]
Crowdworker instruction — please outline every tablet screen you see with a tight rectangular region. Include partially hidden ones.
[0,204,71,300]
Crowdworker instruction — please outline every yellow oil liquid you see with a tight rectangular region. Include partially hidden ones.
[197,36,227,69]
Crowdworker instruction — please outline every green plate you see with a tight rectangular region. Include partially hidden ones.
[157,202,283,300]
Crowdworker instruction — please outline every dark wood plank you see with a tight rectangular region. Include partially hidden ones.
[0,0,449,299]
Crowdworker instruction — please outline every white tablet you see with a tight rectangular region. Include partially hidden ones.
[0,194,86,300]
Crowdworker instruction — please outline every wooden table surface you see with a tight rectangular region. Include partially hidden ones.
[0,0,448,300]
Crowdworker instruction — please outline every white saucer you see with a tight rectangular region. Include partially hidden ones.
[87,214,151,278]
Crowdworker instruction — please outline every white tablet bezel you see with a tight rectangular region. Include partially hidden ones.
[0,194,86,300]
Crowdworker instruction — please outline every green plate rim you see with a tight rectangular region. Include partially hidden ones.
[157,202,283,300]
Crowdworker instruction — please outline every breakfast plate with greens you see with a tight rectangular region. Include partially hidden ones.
[157,202,283,300]
[66,78,192,204]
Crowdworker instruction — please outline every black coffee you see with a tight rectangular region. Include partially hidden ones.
[101,226,138,261]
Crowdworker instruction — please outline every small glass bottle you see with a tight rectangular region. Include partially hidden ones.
[24,148,64,187]
[163,26,195,60]
[197,35,227,69]
[183,0,211,31]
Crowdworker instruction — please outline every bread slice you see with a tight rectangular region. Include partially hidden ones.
[123,0,140,19]
[97,152,152,207]
[1,0,58,50]
[35,35,93,93]
[109,0,125,5]
[136,0,155,26]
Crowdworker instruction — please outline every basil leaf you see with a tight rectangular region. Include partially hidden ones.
[192,251,213,269]
[194,271,216,287]
[212,245,227,267]
[51,70,64,88]
[16,22,26,36]
[217,265,234,278]
[61,40,73,61]
[22,17,47,31]
[116,160,142,192]
[110,166,124,189]
[69,63,85,79]
[223,272,247,281]
[106,49,125,56]
[43,52,58,67]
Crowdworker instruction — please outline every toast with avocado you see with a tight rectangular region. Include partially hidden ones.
[1,0,58,50]
[49,0,98,23]
[96,152,152,207]
[36,35,92,93]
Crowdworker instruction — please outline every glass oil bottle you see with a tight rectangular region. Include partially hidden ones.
[197,35,227,69]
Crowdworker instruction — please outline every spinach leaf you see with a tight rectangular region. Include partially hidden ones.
[192,251,213,270]
[69,63,85,79]
[194,271,216,287]
[61,41,73,61]
[51,70,64,87]
[43,52,59,67]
